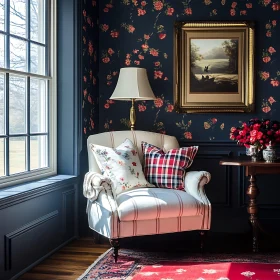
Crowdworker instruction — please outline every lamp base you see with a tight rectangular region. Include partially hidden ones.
[130,99,136,130]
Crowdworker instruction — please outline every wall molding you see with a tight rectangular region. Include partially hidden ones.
[4,210,59,271]
[196,150,232,207]
[62,189,76,234]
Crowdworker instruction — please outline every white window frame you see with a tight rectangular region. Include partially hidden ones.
[0,0,57,188]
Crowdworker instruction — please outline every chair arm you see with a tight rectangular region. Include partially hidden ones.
[184,171,211,205]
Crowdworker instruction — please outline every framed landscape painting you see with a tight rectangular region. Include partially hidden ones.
[174,21,255,113]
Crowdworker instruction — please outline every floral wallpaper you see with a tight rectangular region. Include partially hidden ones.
[82,0,99,141]
[83,0,280,142]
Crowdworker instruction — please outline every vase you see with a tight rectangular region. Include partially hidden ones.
[262,143,277,163]
[245,145,260,162]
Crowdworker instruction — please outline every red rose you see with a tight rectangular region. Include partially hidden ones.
[159,33,166,40]
[153,1,163,10]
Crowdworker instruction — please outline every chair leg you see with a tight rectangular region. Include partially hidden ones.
[110,239,120,263]
[199,231,207,252]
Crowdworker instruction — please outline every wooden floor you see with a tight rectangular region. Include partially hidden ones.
[18,238,110,280]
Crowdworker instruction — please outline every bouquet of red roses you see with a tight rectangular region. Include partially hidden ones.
[230,118,280,149]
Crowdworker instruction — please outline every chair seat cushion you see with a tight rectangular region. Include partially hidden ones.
[116,188,202,221]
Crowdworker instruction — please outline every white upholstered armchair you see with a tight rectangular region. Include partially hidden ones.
[86,130,211,262]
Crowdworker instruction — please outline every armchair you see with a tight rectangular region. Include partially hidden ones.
[86,130,211,262]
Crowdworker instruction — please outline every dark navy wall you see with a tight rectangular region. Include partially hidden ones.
[95,0,280,141]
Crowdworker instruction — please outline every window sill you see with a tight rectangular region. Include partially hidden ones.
[0,175,78,209]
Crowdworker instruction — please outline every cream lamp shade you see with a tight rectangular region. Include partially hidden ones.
[110,67,156,130]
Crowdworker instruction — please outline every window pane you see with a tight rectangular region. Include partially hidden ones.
[30,135,47,170]
[0,34,5,68]
[10,0,27,38]
[30,78,47,133]
[31,43,45,75]
[0,0,4,31]
[0,138,4,176]
[9,75,26,134]
[30,0,45,44]
[0,74,4,135]
[9,136,26,174]
[10,37,27,71]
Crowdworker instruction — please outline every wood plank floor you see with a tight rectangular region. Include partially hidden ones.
[18,238,110,280]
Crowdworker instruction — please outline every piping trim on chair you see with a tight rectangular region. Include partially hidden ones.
[130,197,138,236]
[150,189,161,234]
[131,130,140,156]
[174,191,183,232]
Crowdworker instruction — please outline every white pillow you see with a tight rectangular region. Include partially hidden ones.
[90,138,154,196]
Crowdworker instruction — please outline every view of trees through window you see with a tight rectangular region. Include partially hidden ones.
[0,0,49,178]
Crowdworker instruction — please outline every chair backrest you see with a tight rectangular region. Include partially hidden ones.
[87,130,179,173]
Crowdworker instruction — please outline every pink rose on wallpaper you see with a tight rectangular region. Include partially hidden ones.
[154,98,163,108]
[104,103,110,109]
[231,2,237,8]
[125,59,131,66]
[262,106,271,113]
[90,118,94,129]
[128,25,135,33]
[108,48,114,55]
[261,71,270,80]
[271,79,279,87]
[110,31,119,38]
[211,118,217,124]
[184,132,192,140]
[154,61,160,67]
[166,7,174,15]
[263,56,271,63]
[83,9,86,17]
[154,70,163,79]
[88,95,93,104]
[246,3,252,8]
[141,1,147,6]
[268,96,276,104]
[166,104,174,112]
[150,49,159,56]
[272,20,277,26]
[83,89,87,97]
[264,0,271,5]
[240,10,247,15]
[133,49,139,54]
[106,4,113,8]
[92,0,96,6]
[134,60,140,65]
[84,127,87,134]
[266,30,272,37]
[138,8,146,16]
[138,104,146,112]
[266,23,271,29]
[230,9,236,16]
[159,33,166,39]
[102,57,110,63]
[154,1,163,11]
[184,8,192,15]
[83,76,87,82]
[126,54,131,59]
[144,34,150,40]
[101,24,109,32]
[141,44,149,50]
[138,55,144,60]
[268,46,276,54]
[272,3,280,10]
[103,8,109,12]
[88,41,94,56]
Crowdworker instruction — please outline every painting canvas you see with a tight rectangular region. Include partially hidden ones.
[174,21,255,113]
[190,38,239,93]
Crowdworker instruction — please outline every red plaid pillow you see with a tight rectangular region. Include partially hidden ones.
[141,142,198,190]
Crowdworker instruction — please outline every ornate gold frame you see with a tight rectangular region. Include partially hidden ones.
[174,21,255,113]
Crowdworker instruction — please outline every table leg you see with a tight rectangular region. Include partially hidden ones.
[246,174,260,253]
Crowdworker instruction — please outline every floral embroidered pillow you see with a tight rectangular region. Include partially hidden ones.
[90,139,154,197]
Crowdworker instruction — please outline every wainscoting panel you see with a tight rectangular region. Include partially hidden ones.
[0,181,78,280]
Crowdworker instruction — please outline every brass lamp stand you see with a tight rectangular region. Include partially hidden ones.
[130,99,136,130]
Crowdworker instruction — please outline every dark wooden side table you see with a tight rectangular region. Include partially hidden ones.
[219,157,280,253]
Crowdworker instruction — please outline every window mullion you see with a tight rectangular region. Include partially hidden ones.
[6,0,10,69]
[27,0,30,72]
[5,73,9,176]
[26,77,30,171]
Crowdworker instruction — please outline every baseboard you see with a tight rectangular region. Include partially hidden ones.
[10,236,78,280]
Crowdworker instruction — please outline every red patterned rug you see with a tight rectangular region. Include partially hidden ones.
[77,248,280,280]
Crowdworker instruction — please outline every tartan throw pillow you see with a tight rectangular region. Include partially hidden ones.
[141,141,198,190]
[90,139,154,197]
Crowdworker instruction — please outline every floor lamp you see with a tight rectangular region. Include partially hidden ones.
[110,67,156,130]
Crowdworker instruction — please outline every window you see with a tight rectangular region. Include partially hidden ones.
[0,0,56,187]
